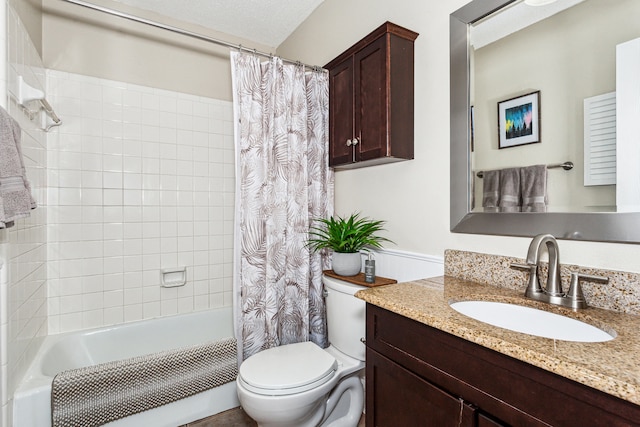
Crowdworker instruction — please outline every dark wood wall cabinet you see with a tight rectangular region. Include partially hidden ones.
[366,304,640,427]
[324,22,418,170]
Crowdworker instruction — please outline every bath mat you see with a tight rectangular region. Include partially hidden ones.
[51,337,238,427]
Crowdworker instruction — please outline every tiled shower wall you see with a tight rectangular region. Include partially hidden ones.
[46,70,235,334]
[2,3,49,425]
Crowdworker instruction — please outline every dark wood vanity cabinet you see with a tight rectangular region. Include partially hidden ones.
[324,22,418,169]
[366,304,640,427]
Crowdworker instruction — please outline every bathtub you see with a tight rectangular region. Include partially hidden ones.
[13,307,239,427]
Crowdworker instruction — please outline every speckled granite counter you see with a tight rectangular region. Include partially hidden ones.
[355,275,640,405]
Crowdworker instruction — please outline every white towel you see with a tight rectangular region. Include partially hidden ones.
[0,107,36,228]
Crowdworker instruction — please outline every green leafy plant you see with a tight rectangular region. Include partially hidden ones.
[307,213,393,253]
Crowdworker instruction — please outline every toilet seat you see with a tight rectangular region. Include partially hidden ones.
[239,342,337,396]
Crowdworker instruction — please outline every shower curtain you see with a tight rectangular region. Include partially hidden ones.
[231,52,334,361]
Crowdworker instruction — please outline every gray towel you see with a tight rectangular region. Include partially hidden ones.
[482,170,500,212]
[520,164,548,212]
[0,107,36,228]
[498,168,521,212]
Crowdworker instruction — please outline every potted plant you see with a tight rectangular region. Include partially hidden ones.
[307,213,393,276]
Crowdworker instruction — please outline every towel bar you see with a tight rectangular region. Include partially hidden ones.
[14,76,62,131]
[476,161,573,178]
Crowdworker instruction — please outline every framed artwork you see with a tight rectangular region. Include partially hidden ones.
[498,91,540,149]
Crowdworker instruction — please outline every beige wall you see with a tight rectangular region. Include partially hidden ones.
[42,0,274,101]
[278,0,640,273]
[9,0,42,54]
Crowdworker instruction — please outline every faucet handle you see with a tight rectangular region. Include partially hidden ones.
[566,272,609,309]
[510,262,543,295]
[510,262,534,271]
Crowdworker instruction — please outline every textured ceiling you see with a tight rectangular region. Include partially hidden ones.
[111,0,324,47]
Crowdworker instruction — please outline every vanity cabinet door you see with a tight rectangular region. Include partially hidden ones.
[328,56,355,166]
[477,413,508,427]
[367,348,477,427]
[353,36,387,163]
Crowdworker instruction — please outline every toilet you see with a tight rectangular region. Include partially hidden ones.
[236,275,366,427]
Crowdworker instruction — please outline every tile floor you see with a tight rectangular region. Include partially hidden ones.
[184,407,366,426]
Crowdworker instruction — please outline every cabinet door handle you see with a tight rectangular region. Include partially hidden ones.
[352,137,360,146]
[346,138,353,147]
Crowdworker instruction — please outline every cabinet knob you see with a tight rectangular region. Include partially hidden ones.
[346,138,360,147]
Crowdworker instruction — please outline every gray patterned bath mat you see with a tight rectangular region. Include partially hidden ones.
[51,337,238,427]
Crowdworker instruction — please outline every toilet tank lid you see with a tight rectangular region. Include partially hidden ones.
[322,275,366,295]
[239,342,337,393]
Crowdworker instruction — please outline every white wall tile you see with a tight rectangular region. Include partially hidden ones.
[44,70,235,337]
[142,301,161,318]
[103,206,123,223]
[122,140,142,157]
[103,154,123,172]
[82,153,102,171]
[104,189,123,205]
[123,91,142,108]
[104,307,124,326]
[104,171,123,188]
[2,6,50,404]
[82,310,103,329]
[123,304,143,322]
[82,206,104,223]
[82,292,103,311]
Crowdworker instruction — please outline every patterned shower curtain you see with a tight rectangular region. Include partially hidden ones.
[230,52,334,361]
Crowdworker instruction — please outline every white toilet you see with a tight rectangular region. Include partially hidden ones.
[236,275,366,427]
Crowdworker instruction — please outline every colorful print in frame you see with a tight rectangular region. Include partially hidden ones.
[498,91,540,149]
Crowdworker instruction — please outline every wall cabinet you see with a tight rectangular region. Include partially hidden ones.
[324,22,418,170]
[366,304,640,426]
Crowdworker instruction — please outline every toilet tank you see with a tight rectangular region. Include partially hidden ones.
[323,275,366,361]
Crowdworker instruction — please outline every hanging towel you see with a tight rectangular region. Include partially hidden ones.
[520,164,548,212]
[481,169,500,212]
[498,168,521,212]
[0,107,36,228]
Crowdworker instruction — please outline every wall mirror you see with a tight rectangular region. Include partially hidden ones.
[450,0,640,243]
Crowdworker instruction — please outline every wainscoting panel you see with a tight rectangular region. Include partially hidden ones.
[364,249,444,283]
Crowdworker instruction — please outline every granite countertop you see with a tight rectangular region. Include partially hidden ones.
[355,275,640,405]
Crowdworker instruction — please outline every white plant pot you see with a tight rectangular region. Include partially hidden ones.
[331,252,362,276]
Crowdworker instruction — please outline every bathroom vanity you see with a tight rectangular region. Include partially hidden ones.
[357,276,640,426]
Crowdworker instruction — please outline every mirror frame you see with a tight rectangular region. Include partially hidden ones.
[450,0,640,244]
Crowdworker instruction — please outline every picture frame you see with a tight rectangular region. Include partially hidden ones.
[498,91,540,149]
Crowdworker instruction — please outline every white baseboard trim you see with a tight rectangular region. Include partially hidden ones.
[363,248,444,283]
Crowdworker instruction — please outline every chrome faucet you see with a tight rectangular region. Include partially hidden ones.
[526,234,563,297]
[511,234,608,309]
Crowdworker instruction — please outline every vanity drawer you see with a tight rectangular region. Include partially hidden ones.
[366,304,640,426]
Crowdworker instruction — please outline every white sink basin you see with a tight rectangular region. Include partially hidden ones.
[449,301,615,342]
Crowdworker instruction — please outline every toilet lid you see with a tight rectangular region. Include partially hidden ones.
[239,341,337,396]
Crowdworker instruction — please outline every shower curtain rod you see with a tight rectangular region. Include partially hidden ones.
[61,0,326,72]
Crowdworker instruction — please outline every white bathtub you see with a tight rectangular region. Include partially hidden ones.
[13,307,239,427]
